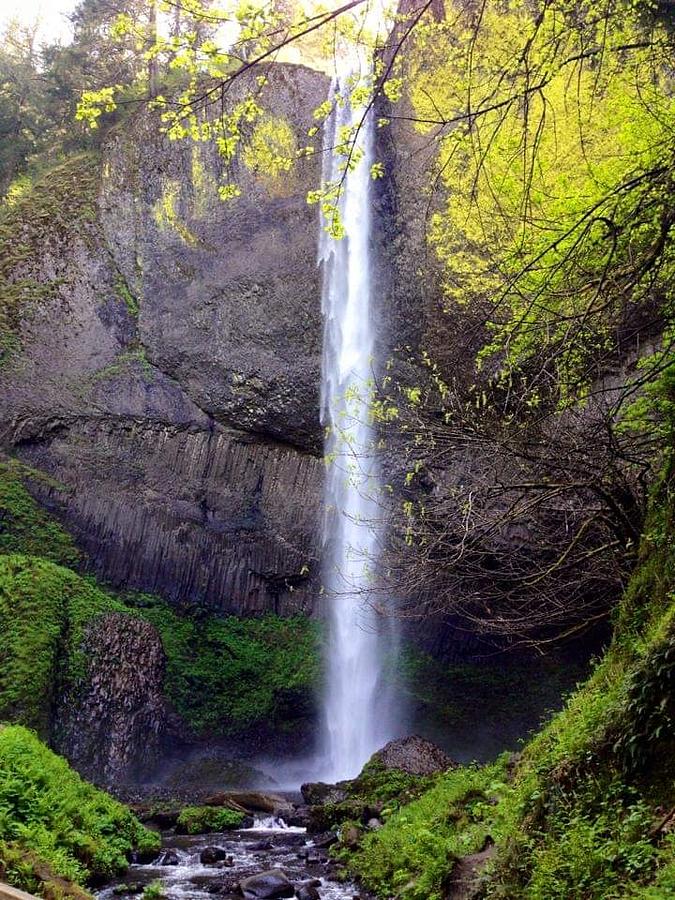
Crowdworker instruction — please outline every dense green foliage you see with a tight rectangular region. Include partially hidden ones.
[406,0,675,405]
[175,806,245,834]
[124,593,320,736]
[348,760,508,899]
[0,725,159,896]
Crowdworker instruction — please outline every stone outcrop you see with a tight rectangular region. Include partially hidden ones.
[368,734,456,776]
[0,63,329,616]
[55,613,167,784]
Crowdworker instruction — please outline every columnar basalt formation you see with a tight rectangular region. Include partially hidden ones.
[0,64,329,616]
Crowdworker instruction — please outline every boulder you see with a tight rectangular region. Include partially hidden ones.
[239,869,295,899]
[366,736,456,777]
[286,806,311,828]
[300,782,348,806]
[158,849,180,866]
[296,887,321,900]
[340,825,362,850]
[200,846,229,865]
[55,613,167,785]
[312,832,337,849]
[145,809,181,829]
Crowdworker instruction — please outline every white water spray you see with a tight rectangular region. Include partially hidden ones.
[318,75,395,781]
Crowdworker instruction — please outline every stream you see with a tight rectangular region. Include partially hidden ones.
[96,817,359,900]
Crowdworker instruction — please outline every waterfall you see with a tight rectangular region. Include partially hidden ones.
[318,75,394,782]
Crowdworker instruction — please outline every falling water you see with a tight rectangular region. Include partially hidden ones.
[318,75,394,782]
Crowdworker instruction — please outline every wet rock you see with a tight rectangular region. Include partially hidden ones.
[248,839,275,851]
[145,809,180,829]
[300,782,348,806]
[239,869,295,899]
[158,848,180,865]
[112,883,144,895]
[366,736,456,777]
[201,846,229,865]
[134,845,162,864]
[296,887,321,900]
[312,832,338,849]
[286,806,311,828]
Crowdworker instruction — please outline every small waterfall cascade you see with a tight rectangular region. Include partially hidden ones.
[318,74,395,782]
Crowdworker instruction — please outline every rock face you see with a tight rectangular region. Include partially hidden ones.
[55,613,167,784]
[0,63,329,616]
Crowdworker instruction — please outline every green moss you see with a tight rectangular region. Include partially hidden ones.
[0,461,80,566]
[124,593,321,736]
[175,806,245,835]
[0,554,125,733]
[115,274,139,317]
[0,725,159,897]
[87,348,153,385]
[0,535,320,741]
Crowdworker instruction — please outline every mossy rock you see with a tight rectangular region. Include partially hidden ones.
[175,806,248,835]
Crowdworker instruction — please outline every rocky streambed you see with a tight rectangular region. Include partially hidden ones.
[97,737,454,900]
[96,816,360,900]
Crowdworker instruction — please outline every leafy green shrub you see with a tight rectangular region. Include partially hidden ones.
[142,880,166,899]
[0,725,159,895]
[175,806,245,834]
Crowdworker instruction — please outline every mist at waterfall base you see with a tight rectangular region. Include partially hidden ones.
[314,75,401,783]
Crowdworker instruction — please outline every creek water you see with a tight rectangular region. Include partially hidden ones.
[318,74,396,783]
[96,817,358,900]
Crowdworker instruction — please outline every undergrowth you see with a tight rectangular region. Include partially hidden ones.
[0,725,158,897]
[348,423,675,899]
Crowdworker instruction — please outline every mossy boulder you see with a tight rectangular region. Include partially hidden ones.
[175,806,249,835]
